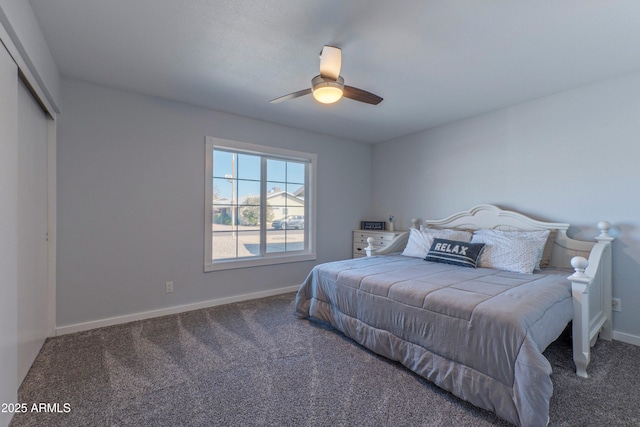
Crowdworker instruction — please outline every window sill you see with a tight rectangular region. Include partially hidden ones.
[205,253,317,272]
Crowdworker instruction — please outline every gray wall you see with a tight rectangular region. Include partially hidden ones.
[372,71,640,343]
[57,78,372,327]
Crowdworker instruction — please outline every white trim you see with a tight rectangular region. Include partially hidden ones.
[209,136,314,162]
[204,139,213,265]
[46,115,56,337]
[612,330,640,347]
[55,284,300,336]
[206,253,316,271]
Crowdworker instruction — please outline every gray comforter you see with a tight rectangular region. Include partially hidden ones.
[295,255,573,427]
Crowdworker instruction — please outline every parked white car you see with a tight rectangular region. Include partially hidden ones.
[272,215,304,229]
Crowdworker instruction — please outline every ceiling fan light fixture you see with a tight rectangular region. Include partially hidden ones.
[270,46,381,106]
[311,75,344,104]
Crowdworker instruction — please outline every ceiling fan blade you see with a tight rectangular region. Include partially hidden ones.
[319,45,341,80]
[343,86,383,105]
[269,88,312,103]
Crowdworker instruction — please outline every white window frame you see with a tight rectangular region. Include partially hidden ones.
[204,136,317,271]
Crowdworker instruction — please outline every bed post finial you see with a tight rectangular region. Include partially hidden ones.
[569,256,589,280]
[365,237,375,257]
[596,221,614,243]
[411,218,419,229]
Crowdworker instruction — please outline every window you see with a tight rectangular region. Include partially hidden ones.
[205,137,316,271]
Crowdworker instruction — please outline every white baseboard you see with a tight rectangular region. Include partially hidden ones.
[55,284,300,336]
[613,330,640,347]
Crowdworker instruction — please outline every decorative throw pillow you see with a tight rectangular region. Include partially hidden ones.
[471,229,550,274]
[424,238,486,268]
[401,227,473,258]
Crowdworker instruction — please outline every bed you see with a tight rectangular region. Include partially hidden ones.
[295,205,613,427]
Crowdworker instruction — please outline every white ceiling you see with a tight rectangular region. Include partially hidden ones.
[29,0,640,143]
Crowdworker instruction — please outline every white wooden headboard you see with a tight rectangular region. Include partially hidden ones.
[423,204,611,268]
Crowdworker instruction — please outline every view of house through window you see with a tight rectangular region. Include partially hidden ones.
[205,137,316,271]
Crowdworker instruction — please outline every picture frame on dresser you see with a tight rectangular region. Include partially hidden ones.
[360,221,386,230]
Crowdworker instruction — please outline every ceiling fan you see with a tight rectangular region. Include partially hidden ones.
[270,45,383,106]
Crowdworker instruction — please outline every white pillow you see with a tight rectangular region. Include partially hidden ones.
[402,227,472,258]
[401,228,431,258]
[470,229,550,274]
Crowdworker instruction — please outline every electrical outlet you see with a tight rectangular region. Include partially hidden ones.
[612,298,621,312]
[165,281,174,293]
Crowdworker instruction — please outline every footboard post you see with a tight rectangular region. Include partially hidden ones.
[567,221,614,379]
[595,221,614,341]
[365,237,374,257]
[569,256,591,378]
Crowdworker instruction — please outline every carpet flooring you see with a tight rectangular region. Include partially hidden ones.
[10,292,640,426]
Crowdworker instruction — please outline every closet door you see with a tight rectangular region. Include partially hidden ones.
[17,78,49,384]
[0,43,19,426]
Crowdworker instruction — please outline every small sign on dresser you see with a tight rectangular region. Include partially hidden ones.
[360,221,385,230]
